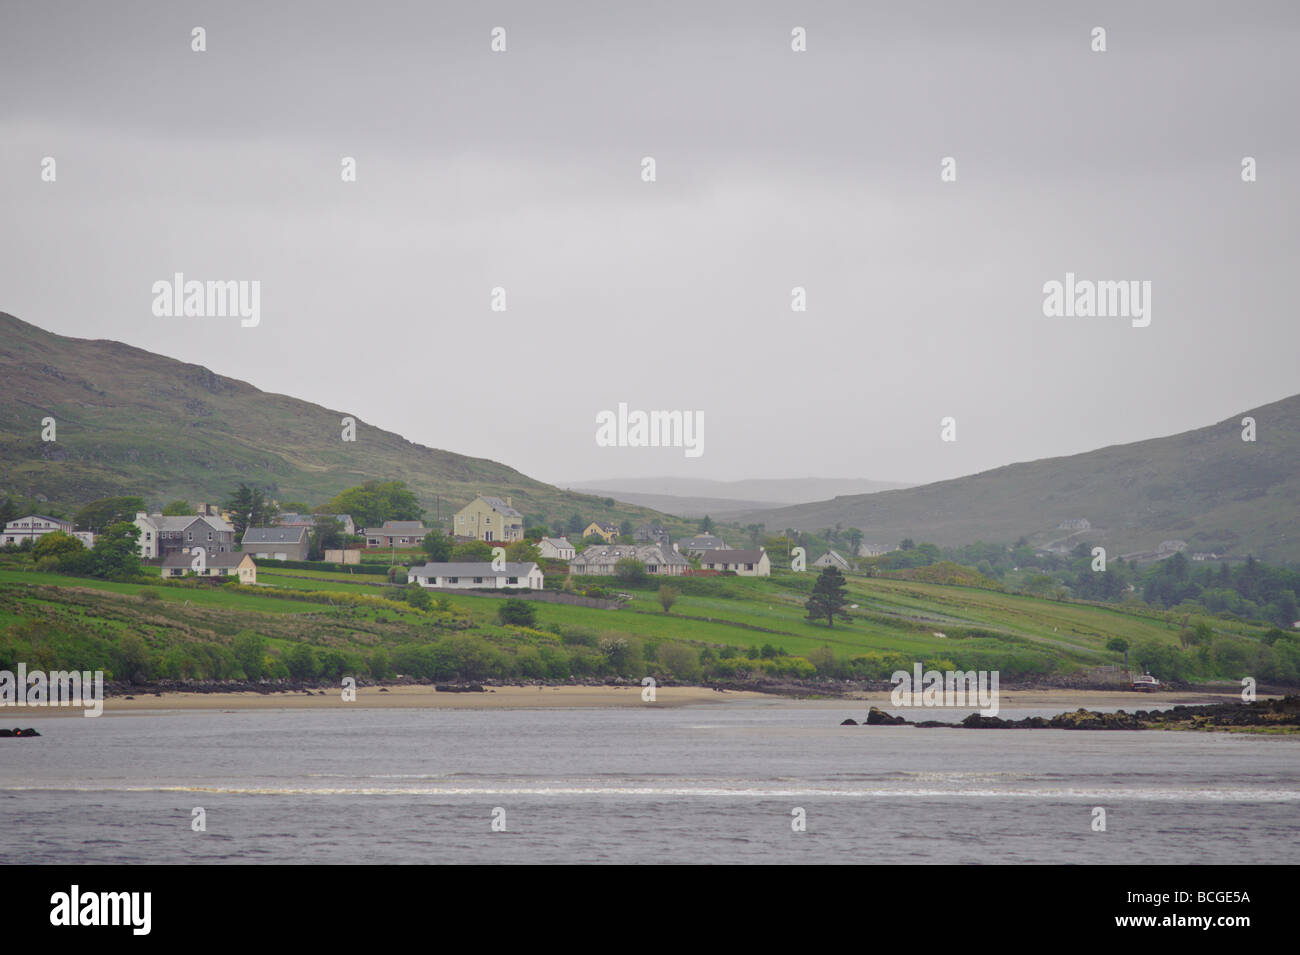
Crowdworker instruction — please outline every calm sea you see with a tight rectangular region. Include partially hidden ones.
[2,702,1297,864]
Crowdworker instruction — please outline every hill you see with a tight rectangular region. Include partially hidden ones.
[0,312,660,528]
[738,394,1300,563]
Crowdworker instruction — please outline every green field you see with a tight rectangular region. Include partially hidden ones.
[1,560,1293,686]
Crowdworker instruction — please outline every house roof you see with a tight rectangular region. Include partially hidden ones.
[381,520,427,531]
[162,550,252,568]
[365,524,429,536]
[540,537,573,548]
[574,544,689,566]
[681,535,727,548]
[242,526,308,544]
[4,514,70,526]
[701,549,765,563]
[140,514,233,534]
[408,561,539,577]
[479,497,522,518]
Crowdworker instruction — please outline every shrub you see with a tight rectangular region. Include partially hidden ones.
[497,598,537,627]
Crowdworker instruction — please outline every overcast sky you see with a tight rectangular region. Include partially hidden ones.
[2,1,1297,488]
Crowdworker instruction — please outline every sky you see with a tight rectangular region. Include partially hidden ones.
[2,1,1297,488]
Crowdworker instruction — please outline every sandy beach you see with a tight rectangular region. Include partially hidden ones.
[7,684,1257,717]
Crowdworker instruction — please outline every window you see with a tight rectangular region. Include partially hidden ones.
[448,577,459,583]
[507,576,518,584]
[473,577,484,584]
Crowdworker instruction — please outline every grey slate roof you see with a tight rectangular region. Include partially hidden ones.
[162,550,251,568]
[573,543,689,567]
[480,497,522,518]
[408,561,539,577]
[242,526,308,545]
[700,549,765,563]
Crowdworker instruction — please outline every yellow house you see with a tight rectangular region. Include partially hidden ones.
[453,495,524,542]
[583,521,619,543]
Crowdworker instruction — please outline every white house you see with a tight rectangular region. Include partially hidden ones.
[699,548,771,577]
[1,515,93,548]
[812,550,851,571]
[537,536,575,560]
[407,561,544,590]
[161,549,257,584]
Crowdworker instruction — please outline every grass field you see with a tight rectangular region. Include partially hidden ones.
[0,561,1287,685]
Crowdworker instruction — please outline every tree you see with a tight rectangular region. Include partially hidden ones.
[286,643,318,681]
[565,513,584,535]
[32,531,85,564]
[451,540,493,562]
[161,500,193,516]
[90,522,142,579]
[422,532,453,561]
[846,528,864,557]
[505,540,541,563]
[805,566,851,627]
[745,523,766,547]
[524,525,547,541]
[279,501,310,514]
[223,484,277,537]
[899,538,915,552]
[309,515,344,560]
[1105,637,1130,655]
[328,480,422,527]
[232,631,268,680]
[614,557,647,585]
[619,519,634,538]
[74,496,146,533]
[404,585,432,610]
[699,515,714,533]
[657,584,680,614]
[497,598,537,627]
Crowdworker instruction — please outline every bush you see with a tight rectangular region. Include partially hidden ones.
[286,643,319,681]
[497,598,537,627]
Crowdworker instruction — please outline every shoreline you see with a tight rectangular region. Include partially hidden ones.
[6,685,1261,717]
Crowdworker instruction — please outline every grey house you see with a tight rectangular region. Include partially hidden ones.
[242,525,310,561]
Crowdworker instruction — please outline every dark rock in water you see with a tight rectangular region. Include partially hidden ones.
[435,683,487,693]
[840,718,858,725]
[379,687,390,692]
[1,728,40,737]
[125,695,135,700]
[865,706,908,725]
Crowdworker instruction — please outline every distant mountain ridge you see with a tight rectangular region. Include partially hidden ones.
[736,394,1300,563]
[0,312,658,527]
[563,476,911,517]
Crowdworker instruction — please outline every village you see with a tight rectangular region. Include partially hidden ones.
[0,493,867,593]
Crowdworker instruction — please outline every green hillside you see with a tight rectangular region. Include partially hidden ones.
[3,564,1294,688]
[0,312,657,528]
[738,394,1300,563]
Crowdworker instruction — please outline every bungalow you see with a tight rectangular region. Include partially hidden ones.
[583,521,619,543]
[407,561,543,590]
[453,496,524,543]
[242,526,310,561]
[699,548,771,577]
[1,514,94,548]
[134,512,235,559]
[812,549,851,571]
[537,536,576,560]
[571,543,690,576]
[161,549,257,584]
[678,534,728,556]
[364,520,432,548]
